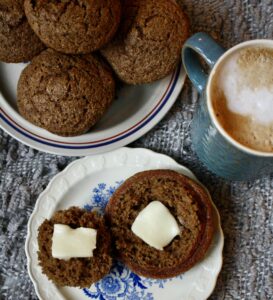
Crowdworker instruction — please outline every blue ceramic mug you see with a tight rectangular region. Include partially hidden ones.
[182,33,273,181]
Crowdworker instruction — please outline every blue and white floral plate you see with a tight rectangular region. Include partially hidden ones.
[25,147,224,300]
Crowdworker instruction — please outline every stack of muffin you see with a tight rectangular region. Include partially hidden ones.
[0,0,190,136]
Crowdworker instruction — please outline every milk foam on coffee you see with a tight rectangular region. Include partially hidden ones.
[218,51,273,124]
[211,46,273,152]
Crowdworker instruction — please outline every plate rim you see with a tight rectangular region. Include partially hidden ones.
[25,147,224,300]
[0,64,185,156]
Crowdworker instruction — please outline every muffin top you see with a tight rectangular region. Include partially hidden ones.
[0,0,45,62]
[101,0,190,84]
[17,49,115,136]
[38,207,112,288]
[106,170,214,278]
[24,0,121,54]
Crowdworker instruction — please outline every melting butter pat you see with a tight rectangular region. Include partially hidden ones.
[131,201,180,251]
[52,224,97,260]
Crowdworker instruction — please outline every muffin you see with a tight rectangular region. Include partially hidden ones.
[38,207,112,287]
[0,0,45,63]
[105,170,214,278]
[101,0,190,84]
[24,0,121,54]
[17,49,115,136]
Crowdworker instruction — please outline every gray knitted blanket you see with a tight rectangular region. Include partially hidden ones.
[1,1,273,299]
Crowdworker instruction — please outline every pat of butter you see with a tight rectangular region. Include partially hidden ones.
[131,201,180,251]
[52,224,97,260]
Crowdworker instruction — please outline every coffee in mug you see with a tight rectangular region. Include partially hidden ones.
[183,33,273,180]
[210,46,273,153]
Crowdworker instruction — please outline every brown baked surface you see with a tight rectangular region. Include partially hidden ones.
[101,0,190,84]
[38,207,112,288]
[0,0,45,63]
[105,170,214,278]
[17,49,115,136]
[24,0,121,54]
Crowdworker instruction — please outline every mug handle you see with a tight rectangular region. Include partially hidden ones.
[182,33,225,93]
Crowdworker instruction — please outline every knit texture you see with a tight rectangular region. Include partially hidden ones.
[0,0,273,299]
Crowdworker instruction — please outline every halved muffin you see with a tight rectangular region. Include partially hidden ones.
[38,207,112,287]
[105,170,214,278]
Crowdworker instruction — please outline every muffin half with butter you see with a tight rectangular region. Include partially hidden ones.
[105,170,214,278]
[37,207,112,287]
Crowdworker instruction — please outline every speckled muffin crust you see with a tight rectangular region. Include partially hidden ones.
[0,0,45,63]
[106,170,214,279]
[24,0,121,54]
[17,49,115,136]
[38,207,112,287]
[101,0,190,84]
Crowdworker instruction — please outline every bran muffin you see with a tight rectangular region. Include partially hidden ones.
[38,207,112,288]
[101,0,190,84]
[105,170,214,278]
[24,0,121,54]
[0,0,45,63]
[17,49,115,136]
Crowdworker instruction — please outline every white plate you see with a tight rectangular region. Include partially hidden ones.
[0,61,185,156]
[25,147,224,300]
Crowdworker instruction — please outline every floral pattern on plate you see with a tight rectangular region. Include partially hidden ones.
[83,182,183,300]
